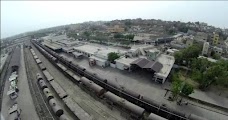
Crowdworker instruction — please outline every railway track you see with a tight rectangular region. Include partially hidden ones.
[0,47,14,111]
[24,46,55,120]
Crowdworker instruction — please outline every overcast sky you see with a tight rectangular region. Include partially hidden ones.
[1,1,228,39]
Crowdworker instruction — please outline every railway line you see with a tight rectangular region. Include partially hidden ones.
[24,45,54,120]
[29,41,125,120]
[31,40,207,120]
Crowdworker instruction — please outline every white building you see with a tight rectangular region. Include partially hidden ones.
[198,56,217,63]
[166,49,179,56]
[202,42,210,55]
[74,44,126,67]
[153,54,175,84]
[115,57,138,70]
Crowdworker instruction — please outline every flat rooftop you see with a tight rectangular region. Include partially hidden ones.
[43,41,62,50]
[115,57,138,67]
[155,54,175,78]
[74,44,101,55]
[74,44,127,59]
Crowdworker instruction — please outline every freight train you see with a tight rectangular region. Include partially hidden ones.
[32,48,92,120]
[32,40,207,120]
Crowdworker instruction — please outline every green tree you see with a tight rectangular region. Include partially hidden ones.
[114,33,124,39]
[125,21,132,26]
[212,53,221,60]
[181,83,194,96]
[125,34,135,40]
[174,52,183,65]
[171,79,182,100]
[191,69,203,83]
[174,44,202,66]
[108,52,120,63]
[195,21,200,25]
[171,73,182,99]
[83,31,91,37]
[191,58,212,72]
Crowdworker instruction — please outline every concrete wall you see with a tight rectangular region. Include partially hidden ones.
[116,62,124,70]
[110,63,116,68]
[96,60,106,67]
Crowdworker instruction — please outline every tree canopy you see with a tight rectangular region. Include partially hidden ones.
[113,33,134,40]
[174,44,202,66]
[190,58,228,90]
[108,52,120,63]
[171,73,194,99]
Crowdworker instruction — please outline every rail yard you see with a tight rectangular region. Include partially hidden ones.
[0,37,227,120]
[2,2,228,120]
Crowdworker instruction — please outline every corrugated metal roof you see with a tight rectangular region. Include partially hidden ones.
[131,58,163,72]
[151,62,163,72]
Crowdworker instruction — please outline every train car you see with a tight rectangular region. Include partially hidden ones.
[38,80,48,90]
[80,77,93,87]
[89,82,106,97]
[42,70,54,82]
[64,70,80,83]
[49,99,64,117]
[140,96,160,110]
[51,56,57,62]
[36,73,43,82]
[33,55,38,59]
[56,63,67,72]
[59,114,70,120]
[76,65,86,76]
[38,63,46,71]
[11,47,21,73]
[35,59,42,64]
[188,114,207,120]
[65,70,74,77]
[104,91,122,105]
[147,112,168,120]
[71,74,81,83]
[49,80,68,99]
[106,79,120,89]
[121,100,145,119]
[123,88,141,99]
[62,97,92,120]
[84,69,96,80]
[43,88,54,101]
[104,91,145,119]
[166,106,186,119]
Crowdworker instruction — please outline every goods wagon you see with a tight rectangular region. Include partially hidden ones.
[62,97,92,120]
[35,59,42,64]
[38,63,46,71]
[43,88,54,101]
[49,80,68,99]
[42,70,54,82]
[49,99,64,117]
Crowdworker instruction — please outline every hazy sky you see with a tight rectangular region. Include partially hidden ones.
[1,1,228,39]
